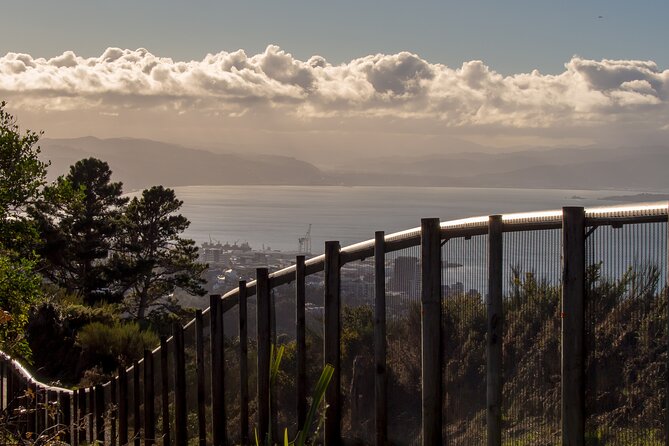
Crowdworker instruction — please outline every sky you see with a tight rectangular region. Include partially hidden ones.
[1,1,669,161]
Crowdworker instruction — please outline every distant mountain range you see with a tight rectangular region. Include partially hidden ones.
[40,137,328,190]
[39,137,669,192]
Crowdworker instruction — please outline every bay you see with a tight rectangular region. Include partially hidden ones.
[165,185,644,254]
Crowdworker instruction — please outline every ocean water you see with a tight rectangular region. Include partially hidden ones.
[166,185,641,253]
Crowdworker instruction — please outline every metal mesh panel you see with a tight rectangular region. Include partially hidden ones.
[201,310,213,446]
[585,221,667,444]
[272,282,298,438]
[223,305,242,445]
[166,338,175,446]
[247,293,259,437]
[137,360,145,444]
[502,228,561,445]
[340,257,375,443]
[127,365,136,444]
[152,347,166,446]
[182,320,198,444]
[385,244,421,445]
[105,383,114,446]
[304,271,324,443]
[442,234,488,445]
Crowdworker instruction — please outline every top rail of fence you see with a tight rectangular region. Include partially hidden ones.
[217,201,668,305]
[0,351,72,394]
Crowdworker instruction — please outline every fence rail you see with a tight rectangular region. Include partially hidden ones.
[2,202,668,446]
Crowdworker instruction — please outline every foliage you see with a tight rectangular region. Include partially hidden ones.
[0,102,46,360]
[0,252,40,359]
[77,321,159,373]
[256,343,334,446]
[112,185,207,323]
[341,304,373,366]
[31,157,128,304]
[0,101,48,251]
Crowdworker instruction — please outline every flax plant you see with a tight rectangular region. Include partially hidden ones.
[256,344,334,446]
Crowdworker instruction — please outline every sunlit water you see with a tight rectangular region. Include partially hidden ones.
[159,185,645,253]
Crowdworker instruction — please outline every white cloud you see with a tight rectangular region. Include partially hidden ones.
[1,46,668,134]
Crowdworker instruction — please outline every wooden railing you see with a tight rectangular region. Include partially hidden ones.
[0,351,73,443]
[1,203,668,446]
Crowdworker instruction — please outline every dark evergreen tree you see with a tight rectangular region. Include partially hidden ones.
[32,157,128,304]
[112,185,206,322]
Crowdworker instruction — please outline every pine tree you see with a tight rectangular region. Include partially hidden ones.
[112,186,206,322]
[32,157,128,304]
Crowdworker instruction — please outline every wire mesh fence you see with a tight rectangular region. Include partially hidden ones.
[304,271,325,443]
[340,257,375,443]
[223,302,243,445]
[2,205,668,446]
[442,234,488,445]
[385,243,422,445]
[271,282,298,440]
[585,221,667,445]
[502,228,562,445]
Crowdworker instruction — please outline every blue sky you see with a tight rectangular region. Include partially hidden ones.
[2,0,667,74]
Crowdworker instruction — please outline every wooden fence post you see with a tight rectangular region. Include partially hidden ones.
[210,294,226,446]
[144,350,155,446]
[173,322,188,446]
[421,218,442,446]
[374,231,388,446]
[562,206,585,446]
[487,215,503,446]
[160,337,171,446]
[295,256,307,428]
[118,367,128,446]
[324,241,341,445]
[239,282,249,445]
[257,268,271,444]
[195,310,207,446]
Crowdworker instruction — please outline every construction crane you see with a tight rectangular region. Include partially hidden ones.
[298,224,312,254]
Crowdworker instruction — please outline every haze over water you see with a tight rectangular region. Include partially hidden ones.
[172,185,641,253]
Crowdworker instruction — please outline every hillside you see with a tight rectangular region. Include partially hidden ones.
[40,137,330,190]
[40,137,669,191]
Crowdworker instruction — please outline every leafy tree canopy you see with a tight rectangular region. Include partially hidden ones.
[0,102,47,358]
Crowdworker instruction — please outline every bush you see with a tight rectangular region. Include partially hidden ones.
[77,321,159,375]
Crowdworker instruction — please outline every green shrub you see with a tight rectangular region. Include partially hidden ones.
[77,321,159,373]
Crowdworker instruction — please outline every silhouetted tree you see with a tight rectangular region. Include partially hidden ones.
[32,158,128,304]
[111,186,206,322]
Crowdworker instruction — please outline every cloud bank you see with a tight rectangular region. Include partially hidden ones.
[1,45,668,147]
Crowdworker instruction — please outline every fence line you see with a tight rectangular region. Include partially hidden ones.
[1,202,668,445]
